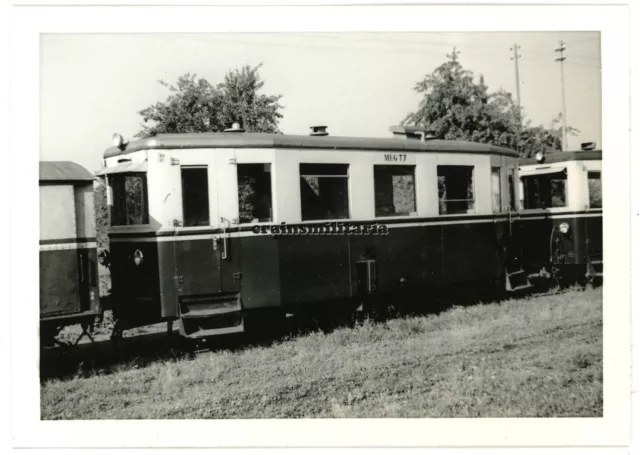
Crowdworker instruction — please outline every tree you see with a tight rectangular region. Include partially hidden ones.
[136,64,283,138]
[402,48,520,148]
[402,48,578,157]
[517,113,580,158]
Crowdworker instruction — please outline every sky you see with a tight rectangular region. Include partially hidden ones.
[40,32,601,172]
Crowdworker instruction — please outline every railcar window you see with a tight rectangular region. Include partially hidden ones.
[491,167,502,213]
[238,164,273,223]
[588,171,602,208]
[300,163,350,221]
[521,169,567,209]
[181,167,210,226]
[374,165,416,217]
[109,173,149,226]
[508,172,517,211]
[437,165,475,215]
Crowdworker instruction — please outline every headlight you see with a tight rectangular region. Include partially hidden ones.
[559,222,570,234]
[112,132,124,148]
[133,249,144,266]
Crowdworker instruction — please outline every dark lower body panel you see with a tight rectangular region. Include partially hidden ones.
[108,219,512,338]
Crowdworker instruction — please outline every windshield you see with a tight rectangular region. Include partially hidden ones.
[109,173,149,226]
[521,169,567,210]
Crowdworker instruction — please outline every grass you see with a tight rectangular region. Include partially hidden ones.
[41,287,602,419]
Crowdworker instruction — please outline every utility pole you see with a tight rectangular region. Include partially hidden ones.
[510,43,522,128]
[554,40,568,151]
[510,44,523,155]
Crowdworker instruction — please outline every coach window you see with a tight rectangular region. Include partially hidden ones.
[508,170,518,211]
[437,165,475,215]
[181,167,210,226]
[521,169,567,209]
[588,171,602,208]
[110,173,149,226]
[491,167,502,213]
[238,164,273,223]
[300,163,350,221]
[374,165,416,217]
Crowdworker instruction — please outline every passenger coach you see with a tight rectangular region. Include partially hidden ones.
[516,145,603,285]
[40,161,101,346]
[100,124,522,339]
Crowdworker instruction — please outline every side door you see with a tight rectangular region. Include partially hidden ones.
[219,161,274,295]
[175,165,222,297]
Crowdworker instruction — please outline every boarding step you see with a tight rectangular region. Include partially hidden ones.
[586,260,603,278]
[184,322,245,339]
[179,292,244,338]
[180,292,241,316]
[506,269,534,292]
[181,307,241,318]
[509,283,535,292]
[180,310,244,338]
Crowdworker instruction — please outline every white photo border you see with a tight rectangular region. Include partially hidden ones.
[8,2,631,449]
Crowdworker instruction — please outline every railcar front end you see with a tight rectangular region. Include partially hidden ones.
[516,150,603,285]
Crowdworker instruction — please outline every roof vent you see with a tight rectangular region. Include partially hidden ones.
[224,122,246,133]
[310,125,328,137]
[389,125,437,141]
[581,142,596,151]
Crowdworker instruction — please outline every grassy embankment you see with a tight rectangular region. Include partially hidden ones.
[41,288,602,419]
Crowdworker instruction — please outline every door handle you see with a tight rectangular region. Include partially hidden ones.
[221,236,228,260]
[220,217,230,260]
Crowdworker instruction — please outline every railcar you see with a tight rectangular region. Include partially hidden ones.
[100,124,524,339]
[514,146,603,285]
[40,161,101,346]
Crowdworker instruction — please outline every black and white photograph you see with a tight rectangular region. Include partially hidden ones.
[6,1,634,450]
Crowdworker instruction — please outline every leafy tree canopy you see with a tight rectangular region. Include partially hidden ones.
[136,64,283,138]
[518,113,579,158]
[402,48,578,157]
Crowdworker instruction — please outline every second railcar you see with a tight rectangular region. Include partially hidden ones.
[515,149,603,284]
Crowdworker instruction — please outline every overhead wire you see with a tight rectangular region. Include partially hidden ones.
[153,32,534,58]
[130,32,601,69]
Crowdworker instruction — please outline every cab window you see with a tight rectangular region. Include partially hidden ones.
[109,173,149,226]
[181,166,210,227]
[588,171,602,208]
[521,169,567,209]
[491,167,502,213]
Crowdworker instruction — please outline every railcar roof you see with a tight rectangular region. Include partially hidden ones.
[39,161,95,183]
[104,132,519,158]
[519,150,602,166]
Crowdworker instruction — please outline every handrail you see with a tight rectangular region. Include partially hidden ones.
[220,217,230,260]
